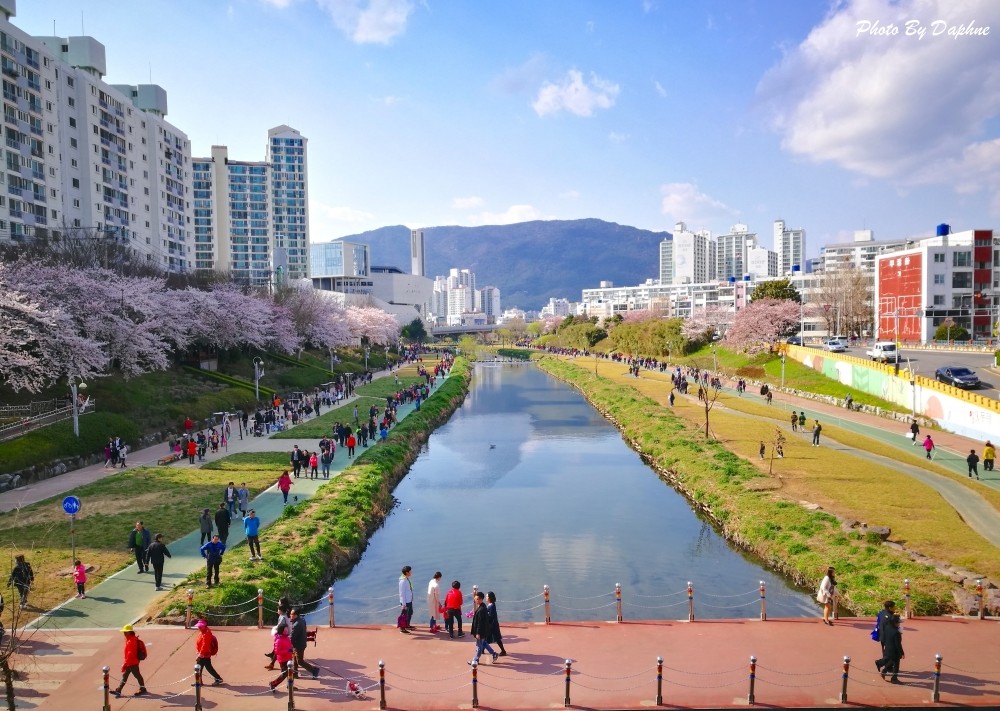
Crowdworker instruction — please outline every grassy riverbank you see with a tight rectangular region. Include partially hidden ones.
[536,355,974,615]
[150,359,472,625]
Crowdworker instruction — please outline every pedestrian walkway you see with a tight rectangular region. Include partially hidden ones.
[16,363,447,631]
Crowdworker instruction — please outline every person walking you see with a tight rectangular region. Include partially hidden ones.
[398,565,415,632]
[194,620,224,685]
[347,433,357,458]
[759,441,766,460]
[308,451,319,479]
[264,602,291,670]
[290,445,303,478]
[880,613,905,684]
[798,411,806,430]
[73,559,87,599]
[811,420,822,446]
[444,580,464,638]
[237,483,250,517]
[7,554,34,609]
[922,435,935,460]
[128,521,151,574]
[199,508,213,545]
[790,411,798,432]
[984,441,996,473]
[321,448,333,478]
[468,591,498,665]
[816,566,836,626]
[223,482,238,518]
[147,533,172,591]
[289,609,319,678]
[967,449,981,479]
[214,503,231,543]
[485,591,508,656]
[187,438,197,464]
[200,534,226,588]
[874,600,896,674]
[427,571,443,633]
[267,627,295,692]
[112,625,148,697]
[244,509,262,561]
[277,470,293,504]
[909,420,920,445]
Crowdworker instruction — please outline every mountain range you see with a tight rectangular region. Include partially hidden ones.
[340,219,669,310]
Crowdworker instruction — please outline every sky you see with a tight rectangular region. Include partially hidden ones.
[14,0,1000,259]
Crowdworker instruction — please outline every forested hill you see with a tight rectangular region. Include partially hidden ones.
[339,219,669,310]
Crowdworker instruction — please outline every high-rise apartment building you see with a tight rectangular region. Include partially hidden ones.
[715,223,758,281]
[774,219,806,275]
[658,238,673,284]
[410,229,425,276]
[672,222,715,284]
[267,125,308,281]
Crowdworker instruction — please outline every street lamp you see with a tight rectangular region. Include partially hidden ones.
[364,347,370,374]
[780,352,786,389]
[384,345,390,371]
[252,357,264,402]
[69,378,87,437]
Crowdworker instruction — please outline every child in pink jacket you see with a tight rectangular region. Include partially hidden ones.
[73,559,87,599]
[268,627,295,691]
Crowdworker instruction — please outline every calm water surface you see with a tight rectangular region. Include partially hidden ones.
[309,363,815,625]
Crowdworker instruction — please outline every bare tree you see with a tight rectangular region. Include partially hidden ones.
[816,267,874,338]
[768,428,786,475]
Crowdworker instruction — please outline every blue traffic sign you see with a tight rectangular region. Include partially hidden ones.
[62,496,81,515]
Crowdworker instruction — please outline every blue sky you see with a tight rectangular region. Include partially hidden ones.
[16,0,1000,258]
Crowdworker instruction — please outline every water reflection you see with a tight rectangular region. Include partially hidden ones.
[309,363,815,625]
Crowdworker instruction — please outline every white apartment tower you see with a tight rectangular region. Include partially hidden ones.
[266,125,308,281]
[410,229,425,276]
[672,222,715,284]
[774,219,806,275]
[658,238,673,284]
[716,223,758,281]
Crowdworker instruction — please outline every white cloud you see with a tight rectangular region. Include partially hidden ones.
[451,196,485,209]
[532,69,620,117]
[659,182,737,225]
[608,131,628,143]
[468,204,545,226]
[316,0,415,44]
[757,0,1000,205]
[653,79,667,98]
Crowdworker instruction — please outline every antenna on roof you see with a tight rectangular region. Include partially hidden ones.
[81,11,84,34]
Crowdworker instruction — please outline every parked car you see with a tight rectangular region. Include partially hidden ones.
[786,336,802,346]
[935,366,980,389]
[823,339,847,353]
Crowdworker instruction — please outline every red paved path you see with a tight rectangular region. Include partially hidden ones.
[15,616,1000,709]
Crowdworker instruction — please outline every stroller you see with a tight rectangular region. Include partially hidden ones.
[253,422,265,437]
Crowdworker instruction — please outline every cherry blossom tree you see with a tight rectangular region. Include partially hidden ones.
[683,304,730,341]
[274,286,353,351]
[724,298,802,355]
[345,306,400,345]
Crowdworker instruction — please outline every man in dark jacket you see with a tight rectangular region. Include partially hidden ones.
[146,533,172,591]
[468,591,497,665]
[200,534,226,588]
[879,613,905,684]
[214,503,231,543]
[289,609,319,678]
[7,554,34,609]
[128,522,152,574]
[874,600,896,673]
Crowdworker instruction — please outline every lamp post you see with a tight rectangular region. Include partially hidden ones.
[69,378,87,438]
[780,353,786,389]
[384,345,390,371]
[364,347,370,374]
[252,357,264,402]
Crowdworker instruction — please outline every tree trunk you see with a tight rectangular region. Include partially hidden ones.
[1,657,15,711]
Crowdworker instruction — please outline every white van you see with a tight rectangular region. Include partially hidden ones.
[866,341,900,363]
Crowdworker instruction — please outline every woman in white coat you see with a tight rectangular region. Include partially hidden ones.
[816,566,836,626]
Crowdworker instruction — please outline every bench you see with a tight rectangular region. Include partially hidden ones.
[157,452,183,466]
[306,629,318,646]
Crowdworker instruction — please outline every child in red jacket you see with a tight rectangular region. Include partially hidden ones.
[268,627,295,692]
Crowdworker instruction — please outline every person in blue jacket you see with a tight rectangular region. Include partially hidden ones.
[244,509,262,561]
[200,534,226,588]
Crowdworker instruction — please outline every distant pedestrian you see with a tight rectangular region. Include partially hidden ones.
[112,625,147,697]
[308,451,319,479]
[194,620,224,685]
[277,470,293,504]
[7,554,34,609]
[790,411,798,432]
[199,508,213,546]
[321,448,333,478]
[485,591,508,656]
[224,482,238,518]
[244,509,262,561]
[816,566,836,626]
[347,433,356,458]
[128,521,151,574]
[759,441,766,459]
[967,449,980,479]
[468,591,497,665]
[909,420,919,445]
[290,445,303,478]
[118,443,128,468]
[73,559,87,599]
[811,420,822,446]
[983,441,995,472]
[201,534,225,588]
[922,435,935,460]
[214,503,231,543]
[668,389,675,407]
[147,533,172,591]
[798,411,806,430]
[187,439,197,464]
[427,571,443,633]
[237,483,250,516]
[399,565,415,633]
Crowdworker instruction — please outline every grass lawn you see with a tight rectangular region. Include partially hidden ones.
[0,452,287,624]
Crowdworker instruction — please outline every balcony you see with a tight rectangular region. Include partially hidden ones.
[7,185,20,196]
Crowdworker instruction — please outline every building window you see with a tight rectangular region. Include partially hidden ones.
[953,251,971,267]
[933,295,945,306]
[933,274,945,284]
[933,253,945,263]
[952,272,972,289]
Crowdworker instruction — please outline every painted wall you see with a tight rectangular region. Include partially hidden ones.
[877,253,923,341]
[787,346,999,442]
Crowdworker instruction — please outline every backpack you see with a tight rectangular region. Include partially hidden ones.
[209,635,219,656]
[137,638,148,661]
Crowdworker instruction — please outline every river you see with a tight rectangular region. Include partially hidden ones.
[309,362,816,625]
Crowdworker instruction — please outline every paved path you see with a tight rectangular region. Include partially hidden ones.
[14,616,1000,709]
[16,364,446,631]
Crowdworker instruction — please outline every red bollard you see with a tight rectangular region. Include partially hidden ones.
[564,659,572,707]
[932,654,942,702]
[655,656,663,706]
[470,660,479,708]
[544,585,551,624]
[747,655,757,705]
[615,582,623,622]
[379,660,386,710]
[257,588,264,629]
[687,582,694,622]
